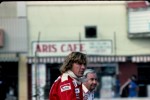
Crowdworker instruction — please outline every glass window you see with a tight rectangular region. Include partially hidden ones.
[85,26,97,38]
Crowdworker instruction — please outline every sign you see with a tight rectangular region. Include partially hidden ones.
[128,2,150,34]
[32,40,112,56]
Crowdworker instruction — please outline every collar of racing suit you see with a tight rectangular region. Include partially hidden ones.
[67,70,82,84]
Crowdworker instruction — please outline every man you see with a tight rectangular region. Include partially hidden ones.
[120,74,138,97]
[128,75,138,97]
[49,52,87,100]
[82,69,98,100]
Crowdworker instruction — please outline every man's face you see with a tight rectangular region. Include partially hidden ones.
[85,73,98,91]
[71,63,86,77]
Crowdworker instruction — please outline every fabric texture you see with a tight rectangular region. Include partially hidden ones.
[82,84,94,100]
[49,71,83,100]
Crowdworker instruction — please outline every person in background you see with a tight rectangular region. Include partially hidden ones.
[128,75,138,97]
[49,52,87,100]
[120,74,138,98]
[112,74,120,97]
[82,69,98,100]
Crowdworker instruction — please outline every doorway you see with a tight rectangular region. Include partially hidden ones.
[45,63,61,99]
[138,63,150,97]
[50,63,61,87]
[0,62,18,100]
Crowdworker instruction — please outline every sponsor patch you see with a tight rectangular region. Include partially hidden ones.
[75,88,80,93]
[72,80,77,87]
[60,83,71,92]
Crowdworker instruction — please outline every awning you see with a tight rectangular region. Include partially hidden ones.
[127,1,149,9]
[27,56,126,64]
[132,56,150,63]
[0,53,18,62]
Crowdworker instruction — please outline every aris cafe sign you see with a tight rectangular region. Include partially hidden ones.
[32,40,112,56]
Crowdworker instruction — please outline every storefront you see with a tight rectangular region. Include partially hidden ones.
[27,40,130,99]
[27,54,150,98]
[27,56,127,99]
[131,56,150,97]
[118,56,150,98]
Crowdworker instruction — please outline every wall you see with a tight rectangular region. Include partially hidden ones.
[26,1,150,56]
[119,62,137,86]
[26,1,128,56]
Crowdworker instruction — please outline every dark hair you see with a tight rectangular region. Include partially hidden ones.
[131,74,137,82]
[59,52,87,74]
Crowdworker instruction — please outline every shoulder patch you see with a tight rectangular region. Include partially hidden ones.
[60,83,71,92]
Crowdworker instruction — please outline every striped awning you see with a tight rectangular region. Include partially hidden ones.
[132,56,150,63]
[27,56,126,64]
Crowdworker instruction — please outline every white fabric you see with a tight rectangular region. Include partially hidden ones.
[61,70,81,84]
[82,84,94,100]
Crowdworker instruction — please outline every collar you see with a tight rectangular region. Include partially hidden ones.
[62,70,82,84]
[82,84,95,94]
[82,84,89,93]
[67,70,78,79]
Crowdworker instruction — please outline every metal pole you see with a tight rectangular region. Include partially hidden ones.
[34,32,41,100]
[79,32,81,52]
[114,32,119,74]
[114,32,116,56]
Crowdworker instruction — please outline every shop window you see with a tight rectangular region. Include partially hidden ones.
[85,26,97,38]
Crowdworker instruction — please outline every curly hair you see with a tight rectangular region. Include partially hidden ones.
[59,52,87,74]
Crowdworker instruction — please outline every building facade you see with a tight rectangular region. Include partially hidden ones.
[0,2,28,100]
[26,1,150,99]
[1,1,150,100]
